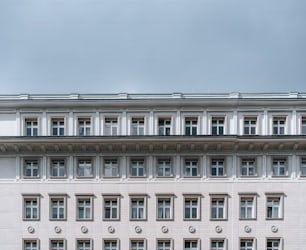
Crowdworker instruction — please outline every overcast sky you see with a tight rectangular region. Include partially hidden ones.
[0,0,305,94]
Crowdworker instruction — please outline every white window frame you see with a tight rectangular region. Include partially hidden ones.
[76,158,94,178]
[103,194,121,221]
[25,117,39,136]
[239,238,255,250]
[300,157,306,177]
[272,117,286,135]
[184,117,198,136]
[243,117,257,135]
[50,159,67,179]
[50,239,66,250]
[210,194,228,220]
[130,195,147,221]
[271,158,287,177]
[210,159,226,177]
[49,194,67,221]
[76,195,94,221]
[266,193,284,220]
[103,158,120,178]
[76,239,93,250]
[130,239,146,250]
[158,117,172,136]
[183,194,201,220]
[23,239,40,250]
[103,239,120,250]
[156,158,173,177]
[183,159,200,177]
[104,117,119,136]
[183,239,200,250]
[210,239,226,250]
[51,117,65,136]
[240,159,257,177]
[301,117,306,135]
[77,117,92,136]
[23,194,40,221]
[23,159,40,179]
[156,194,174,221]
[157,239,173,250]
[131,117,145,136]
[211,117,225,135]
[130,159,146,177]
[266,238,282,250]
[239,193,257,220]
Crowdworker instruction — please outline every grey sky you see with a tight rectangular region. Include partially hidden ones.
[0,0,305,94]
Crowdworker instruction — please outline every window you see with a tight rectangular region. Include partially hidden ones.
[104,240,119,250]
[50,239,66,250]
[211,195,228,220]
[240,239,254,250]
[184,239,199,250]
[23,159,40,178]
[105,118,118,136]
[212,117,224,135]
[78,118,91,136]
[266,194,284,219]
[211,159,225,177]
[50,195,67,220]
[211,239,225,250]
[51,118,65,136]
[77,159,94,178]
[157,239,172,250]
[76,195,93,220]
[130,195,147,220]
[23,239,39,250]
[157,159,172,177]
[158,118,171,136]
[76,239,92,250]
[25,118,38,136]
[301,158,306,176]
[157,195,174,220]
[266,239,281,250]
[104,159,119,178]
[184,195,200,220]
[185,118,198,136]
[239,194,256,220]
[273,117,286,135]
[23,195,40,220]
[130,159,146,177]
[184,159,199,177]
[130,239,145,250]
[103,195,120,220]
[302,117,306,135]
[132,118,145,135]
[272,159,287,177]
[50,159,66,178]
[244,117,257,135]
[241,159,256,177]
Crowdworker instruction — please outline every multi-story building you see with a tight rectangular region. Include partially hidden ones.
[0,92,306,250]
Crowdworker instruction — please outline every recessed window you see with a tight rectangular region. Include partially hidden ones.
[105,118,118,136]
[266,239,281,250]
[158,118,171,136]
[50,239,66,250]
[132,118,145,135]
[184,239,200,250]
[212,117,224,135]
[272,159,287,177]
[184,159,199,177]
[157,239,172,250]
[23,159,40,179]
[210,195,228,220]
[184,195,200,220]
[77,159,94,178]
[103,195,120,221]
[76,239,92,250]
[23,239,39,250]
[211,239,226,250]
[266,194,284,220]
[130,195,147,220]
[23,195,40,221]
[51,118,65,136]
[211,159,225,177]
[273,117,286,135]
[103,239,119,250]
[300,158,306,176]
[157,159,172,177]
[25,118,38,136]
[239,194,257,220]
[240,239,254,250]
[185,118,198,136]
[78,118,91,136]
[104,159,120,178]
[157,195,174,220]
[130,239,146,250]
[50,195,67,221]
[50,159,66,178]
[244,117,257,135]
[76,195,93,221]
[241,159,256,177]
[130,159,146,177]
[302,117,306,135]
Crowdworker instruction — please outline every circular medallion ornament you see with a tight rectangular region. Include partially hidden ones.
[54,226,62,234]
[27,226,35,234]
[215,226,222,233]
[244,226,251,233]
[161,226,168,233]
[81,226,88,234]
[108,226,115,234]
[189,226,196,233]
[271,225,278,233]
[135,226,142,234]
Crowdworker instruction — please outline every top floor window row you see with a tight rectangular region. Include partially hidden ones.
[21,113,306,136]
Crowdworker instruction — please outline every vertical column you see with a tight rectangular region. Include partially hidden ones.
[95,155,100,180]
[68,111,74,136]
[68,155,74,180]
[232,110,238,135]
[263,109,268,136]
[16,110,21,136]
[149,111,154,135]
[122,155,127,179]
[176,110,181,135]
[16,156,20,180]
[202,110,207,135]
[232,154,237,179]
[175,154,180,179]
[291,154,297,179]
[148,155,153,179]
[42,110,47,136]
[292,110,297,135]
[122,111,127,136]
[42,156,47,180]
[94,111,100,136]
[202,155,207,179]
[262,154,267,178]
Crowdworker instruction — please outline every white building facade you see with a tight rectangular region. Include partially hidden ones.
[0,92,306,250]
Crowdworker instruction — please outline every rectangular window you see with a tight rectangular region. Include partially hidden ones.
[104,240,119,250]
[185,118,198,136]
[240,239,254,250]
[23,239,39,250]
[158,118,171,136]
[132,118,145,136]
[130,195,147,220]
[157,195,174,220]
[24,159,40,178]
[103,195,120,220]
[130,159,146,177]
[25,118,38,136]
[266,239,281,250]
[184,195,200,220]
[76,239,92,250]
[76,196,93,221]
[157,239,172,250]
[104,159,119,178]
[50,239,66,250]
[130,239,145,250]
[273,117,286,135]
[50,195,66,220]
[240,195,256,220]
[211,195,228,220]
[211,239,225,250]
[51,118,65,136]
[266,194,283,219]
[78,118,91,136]
[301,158,306,176]
[212,117,224,135]
[23,195,40,221]
[184,159,199,177]
[241,159,256,177]
[50,159,66,178]
[157,159,172,177]
[105,118,118,136]
[211,159,225,177]
[244,117,257,135]
[302,117,306,135]
[272,159,287,177]
[77,159,94,178]
[184,239,199,250]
